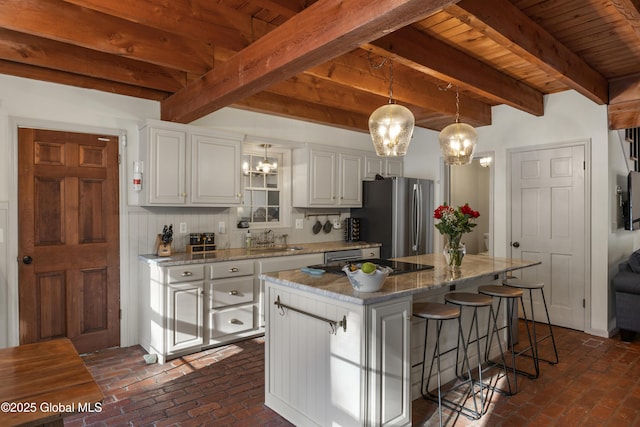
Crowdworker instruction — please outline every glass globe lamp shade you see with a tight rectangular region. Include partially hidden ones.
[368,103,415,157]
[438,122,478,165]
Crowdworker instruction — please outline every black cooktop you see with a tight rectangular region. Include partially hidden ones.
[308,258,433,276]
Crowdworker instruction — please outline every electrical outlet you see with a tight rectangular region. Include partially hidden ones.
[218,221,226,234]
[179,222,187,233]
[295,219,303,229]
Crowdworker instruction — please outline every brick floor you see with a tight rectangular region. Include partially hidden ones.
[65,325,640,426]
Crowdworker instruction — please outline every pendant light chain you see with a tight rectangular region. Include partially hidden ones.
[388,60,394,104]
[455,86,460,123]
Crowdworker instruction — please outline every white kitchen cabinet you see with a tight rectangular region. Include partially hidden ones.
[190,132,242,205]
[139,120,242,206]
[264,280,412,427]
[140,258,261,363]
[368,298,411,426]
[167,280,205,354]
[293,146,363,207]
[364,154,404,180]
[139,263,205,363]
[207,259,260,345]
[145,127,187,205]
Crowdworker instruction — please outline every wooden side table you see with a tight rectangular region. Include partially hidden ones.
[0,338,103,426]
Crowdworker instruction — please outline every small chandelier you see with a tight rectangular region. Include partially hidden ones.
[439,86,477,165]
[256,144,277,173]
[368,60,415,157]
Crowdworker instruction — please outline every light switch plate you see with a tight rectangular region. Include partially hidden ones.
[218,221,226,234]
[179,222,187,233]
[295,219,303,229]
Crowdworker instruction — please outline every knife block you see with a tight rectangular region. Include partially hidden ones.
[154,234,172,257]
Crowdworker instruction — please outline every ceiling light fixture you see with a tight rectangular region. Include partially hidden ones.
[438,85,477,165]
[368,60,415,157]
[256,144,277,174]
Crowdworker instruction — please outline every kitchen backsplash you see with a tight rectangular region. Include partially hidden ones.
[129,206,352,255]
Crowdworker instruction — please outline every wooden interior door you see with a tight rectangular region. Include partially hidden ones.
[18,128,120,353]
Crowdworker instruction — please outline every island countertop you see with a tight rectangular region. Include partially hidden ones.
[261,253,540,305]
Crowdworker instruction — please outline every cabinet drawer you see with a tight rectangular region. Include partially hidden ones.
[209,276,254,308]
[210,306,255,338]
[210,260,254,279]
[167,265,204,283]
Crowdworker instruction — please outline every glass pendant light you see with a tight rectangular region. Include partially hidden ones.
[368,61,415,157]
[439,86,477,165]
[256,144,277,173]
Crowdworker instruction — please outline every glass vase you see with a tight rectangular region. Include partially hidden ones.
[443,242,466,271]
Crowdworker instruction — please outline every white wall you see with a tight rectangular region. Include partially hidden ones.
[405,90,612,336]
[0,73,624,347]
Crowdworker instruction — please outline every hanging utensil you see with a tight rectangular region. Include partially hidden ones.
[323,216,332,233]
[312,219,322,234]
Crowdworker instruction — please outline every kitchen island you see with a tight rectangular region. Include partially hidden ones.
[262,254,540,427]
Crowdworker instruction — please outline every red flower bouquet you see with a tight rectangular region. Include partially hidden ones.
[434,203,480,269]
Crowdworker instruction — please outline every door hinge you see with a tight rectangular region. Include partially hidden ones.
[582,299,585,308]
[583,161,586,170]
[119,309,122,320]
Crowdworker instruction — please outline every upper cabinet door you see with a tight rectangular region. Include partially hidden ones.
[148,127,187,205]
[309,148,337,205]
[364,155,384,180]
[385,158,404,178]
[190,134,241,205]
[338,153,363,206]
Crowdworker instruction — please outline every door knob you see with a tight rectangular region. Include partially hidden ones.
[22,255,33,264]
[512,242,520,248]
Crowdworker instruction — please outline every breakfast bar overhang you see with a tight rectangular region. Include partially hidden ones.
[261,254,540,427]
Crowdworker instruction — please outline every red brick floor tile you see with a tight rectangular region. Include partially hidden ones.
[64,324,640,426]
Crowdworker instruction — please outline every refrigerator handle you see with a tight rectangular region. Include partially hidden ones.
[412,183,421,251]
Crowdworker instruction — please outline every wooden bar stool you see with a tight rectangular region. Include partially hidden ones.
[503,278,559,369]
[478,284,538,393]
[444,292,513,415]
[412,302,481,425]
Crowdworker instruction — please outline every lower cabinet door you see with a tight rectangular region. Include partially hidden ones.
[368,297,411,426]
[167,281,204,353]
[209,306,255,339]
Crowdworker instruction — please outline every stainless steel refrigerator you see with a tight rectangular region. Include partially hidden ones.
[351,177,434,259]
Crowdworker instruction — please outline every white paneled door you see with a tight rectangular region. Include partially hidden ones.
[510,144,586,330]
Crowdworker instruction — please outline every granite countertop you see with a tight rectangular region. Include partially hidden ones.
[139,241,381,266]
[262,254,541,305]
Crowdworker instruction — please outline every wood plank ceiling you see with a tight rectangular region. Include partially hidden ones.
[2,0,640,132]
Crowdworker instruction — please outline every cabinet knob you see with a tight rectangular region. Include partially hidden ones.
[228,290,239,296]
[229,318,243,325]
[181,271,193,277]
[181,192,187,198]
[229,267,239,273]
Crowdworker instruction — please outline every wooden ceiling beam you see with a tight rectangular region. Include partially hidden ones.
[448,0,608,105]
[367,27,544,116]
[609,72,640,129]
[161,0,461,123]
[306,51,491,126]
[0,59,169,101]
[609,0,640,37]
[233,91,370,132]
[0,0,213,74]
[62,0,254,52]
[0,28,187,92]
